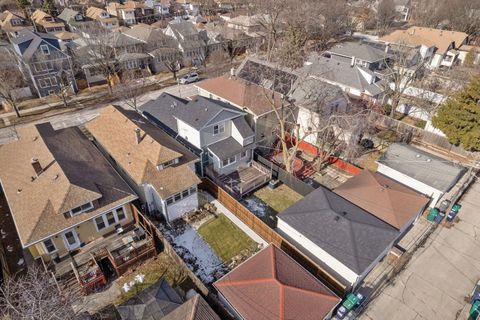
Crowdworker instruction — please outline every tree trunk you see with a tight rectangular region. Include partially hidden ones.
[12,102,20,118]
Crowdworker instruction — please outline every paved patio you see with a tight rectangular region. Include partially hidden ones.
[361,179,480,320]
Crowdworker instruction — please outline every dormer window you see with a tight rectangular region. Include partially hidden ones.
[69,202,94,216]
[75,14,83,21]
[158,158,179,170]
[40,44,50,55]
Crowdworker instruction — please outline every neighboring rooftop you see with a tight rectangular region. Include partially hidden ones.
[377,143,466,192]
[140,93,246,132]
[116,278,183,320]
[277,187,399,275]
[10,29,61,60]
[85,105,200,199]
[0,123,137,247]
[289,77,346,113]
[327,41,387,62]
[214,244,340,320]
[196,75,283,117]
[334,170,430,230]
[379,26,468,54]
[162,294,221,320]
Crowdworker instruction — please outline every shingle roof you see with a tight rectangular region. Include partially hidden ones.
[85,105,200,199]
[299,53,385,97]
[231,117,254,138]
[0,123,137,247]
[140,93,245,131]
[57,8,81,23]
[117,278,183,320]
[379,27,468,54]
[277,187,399,275]
[196,75,282,117]
[11,30,63,60]
[207,137,249,159]
[327,41,387,63]
[289,77,346,113]
[214,244,340,320]
[124,24,174,44]
[162,294,221,320]
[334,170,430,230]
[377,143,466,192]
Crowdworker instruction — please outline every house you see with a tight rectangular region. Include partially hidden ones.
[0,10,32,36]
[0,122,145,288]
[334,170,430,233]
[85,6,119,30]
[144,0,171,16]
[226,14,265,38]
[458,44,480,65]
[376,143,466,208]
[378,27,469,69]
[289,78,350,146]
[54,31,80,50]
[165,22,205,66]
[299,53,386,104]
[11,30,77,98]
[276,186,399,288]
[393,0,411,21]
[31,9,66,33]
[214,244,340,320]
[326,41,388,71]
[117,277,220,320]
[85,105,201,222]
[203,22,257,54]
[57,8,92,34]
[196,74,283,146]
[107,2,137,25]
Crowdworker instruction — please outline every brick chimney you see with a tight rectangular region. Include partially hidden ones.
[31,158,43,176]
[135,128,142,144]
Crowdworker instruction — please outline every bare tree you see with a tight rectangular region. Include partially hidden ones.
[164,58,181,81]
[117,69,149,111]
[222,39,244,66]
[376,0,397,35]
[0,50,25,118]
[0,266,77,320]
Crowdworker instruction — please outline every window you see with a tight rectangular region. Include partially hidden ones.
[241,150,248,158]
[106,212,116,225]
[189,186,196,194]
[70,202,93,216]
[222,156,236,167]
[165,186,197,206]
[40,44,50,55]
[182,190,189,198]
[43,239,57,253]
[213,123,225,135]
[166,197,174,205]
[161,159,177,169]
[116,207,126,221]
[174,193,181,201]
[95,216,106,230]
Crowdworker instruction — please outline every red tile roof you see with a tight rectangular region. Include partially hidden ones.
[214,245,339,320]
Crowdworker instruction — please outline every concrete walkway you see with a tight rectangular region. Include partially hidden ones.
[211,199,268,247]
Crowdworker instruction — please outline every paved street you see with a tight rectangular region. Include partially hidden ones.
[362,179,480,320]
[0,83,199,145]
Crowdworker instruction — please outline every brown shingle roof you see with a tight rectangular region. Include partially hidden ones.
[214,244,339,320]
[0,123,137,247]
[85,106,200,199]
[196,75,282,117]
[162,294,221,320]
[379,27,468,54]
[334,170,430,230]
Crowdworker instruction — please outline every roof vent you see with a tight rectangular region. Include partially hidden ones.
[31,158,43,177]
[415,154,421,158]
[33,136,38,141]
[17,188,22,194]
[135,128,142,144]
[334,216,340,221]
[426,158,432,162]
[342,211,347,216]
[53,174,59,180]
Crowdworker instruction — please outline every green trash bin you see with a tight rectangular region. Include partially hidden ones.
[452,203,462,213]
[470,300,480,319]
[427,208,439,222]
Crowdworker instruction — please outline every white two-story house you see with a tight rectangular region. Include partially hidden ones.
[86,105,201,223]
[140,93,256,177]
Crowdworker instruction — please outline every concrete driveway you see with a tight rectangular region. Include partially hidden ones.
[362,179,480,320]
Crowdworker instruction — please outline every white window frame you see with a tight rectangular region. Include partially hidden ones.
[69,202,94,216]
[164,186,197,206]
[40,44,50,55]
[213,123,225,135]
[241,150,248,158]
[222,155,236,167]
[42,238,57,254]
[94,216,106,231]
[93,206,128,232]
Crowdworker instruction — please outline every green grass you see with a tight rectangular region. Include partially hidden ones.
[115,253,189,305]
[253,184,303,214]
[198,214,257,263]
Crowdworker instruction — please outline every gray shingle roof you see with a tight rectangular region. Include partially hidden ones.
[299,53,385,98]
[277,187,399,275]
[116,278,183,320]
[140,93,245,131]
[232,117,254,138]
[377,143,466,192]
[289,78,346,113]
[162,294,221,320]
[327,41,387,63]
[57,8,81,23]
[207,137,249,159]
[11,30,61,60]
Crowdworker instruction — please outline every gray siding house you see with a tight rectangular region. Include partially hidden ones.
[11,30,77,98]
[141,93,256,177]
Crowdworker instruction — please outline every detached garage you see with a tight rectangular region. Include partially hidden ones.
[376,143,466,208]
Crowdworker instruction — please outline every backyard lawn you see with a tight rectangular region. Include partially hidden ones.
[198,214,257,263]
[253,184,303,213]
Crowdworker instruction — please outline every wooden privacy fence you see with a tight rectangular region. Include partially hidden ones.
[200,177,347,296]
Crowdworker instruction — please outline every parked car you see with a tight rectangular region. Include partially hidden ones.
[178,72,199,84]
[446,209,458,222]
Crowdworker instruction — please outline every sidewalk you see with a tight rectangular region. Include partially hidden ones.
[210,199,268,247]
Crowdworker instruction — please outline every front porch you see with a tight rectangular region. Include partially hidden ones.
[42,223,157,296]
[206,161,272,198]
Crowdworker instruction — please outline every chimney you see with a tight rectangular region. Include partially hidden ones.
[351,56,356,67]
[410,27,415,35]
[31,158,43,176]
[134,128,142,144]
[384,44,389,54]
[230,67,236,78]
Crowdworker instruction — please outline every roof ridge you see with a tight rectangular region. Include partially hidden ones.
[282,284,340,301]
[214,277,276,287]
